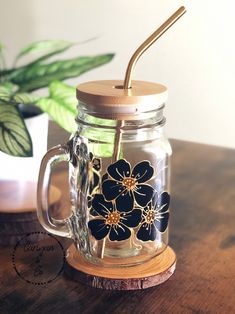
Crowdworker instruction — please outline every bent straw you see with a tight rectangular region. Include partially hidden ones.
[114,6,186,162]
[124,6,186,89]
[100,6,186,259]
[113,6,186,161]
[113,6,186,162]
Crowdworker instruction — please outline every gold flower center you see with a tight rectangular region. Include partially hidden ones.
[145,210,155,223]
[122,177,136,190]
[106,212,121,225]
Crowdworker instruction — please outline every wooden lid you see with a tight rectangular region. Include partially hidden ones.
[76,80,167,119]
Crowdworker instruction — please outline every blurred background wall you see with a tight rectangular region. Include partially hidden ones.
[0,0,234,148]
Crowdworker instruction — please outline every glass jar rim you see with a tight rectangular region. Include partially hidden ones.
[76,104,166,130]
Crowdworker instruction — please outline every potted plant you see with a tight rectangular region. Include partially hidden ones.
[0,40,114,181]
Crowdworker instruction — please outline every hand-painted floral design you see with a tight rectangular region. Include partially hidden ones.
[102,159,154,212]
[86,154,101,215]
[87,152,101,195]
[67,138,79,167]
[87,195,92,208]
[78,143,101,196]
[137,191,170,242]
[88,194,142,241]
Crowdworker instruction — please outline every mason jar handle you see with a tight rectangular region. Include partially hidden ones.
[37,144,71,238]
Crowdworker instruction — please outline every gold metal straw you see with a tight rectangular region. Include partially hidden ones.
[112,120,124,162]
[101,6,186,259]
[113,6,186,162]
[124,6,186,89]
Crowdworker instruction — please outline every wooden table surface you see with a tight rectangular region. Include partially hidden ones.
[1,123,235,313]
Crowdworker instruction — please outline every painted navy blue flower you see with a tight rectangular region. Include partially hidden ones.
[88,194,142,241]
[137,191,170,241]
[102,159,154,212]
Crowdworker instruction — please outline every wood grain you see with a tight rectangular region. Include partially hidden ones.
[76,80,167,120]
[65,245,176,290]
[0,123,235,313]
[76,80,167,106]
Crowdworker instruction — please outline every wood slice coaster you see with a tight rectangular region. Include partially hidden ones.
[65,244,176,290]
[0,181,61,246]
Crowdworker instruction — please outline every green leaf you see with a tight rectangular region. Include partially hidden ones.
[0,82,18,93]
[0,82,17,99]
[0,93,40,107]
[37,98,77,134]
[0,68,17,78]
[0,83,19,104]
[10,54,115,92]
[88,130,116,158]
[37,81,77,133]
[0,102,32,156]
[48,80,77,108]
[14,40,74,65]
[13,93,40,105]
[0,83,40,105]
[37,81,119,157]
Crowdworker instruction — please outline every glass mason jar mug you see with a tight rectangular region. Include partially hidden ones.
[37,80,172,267]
